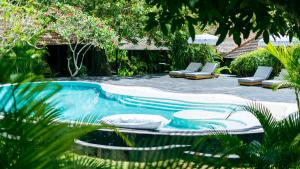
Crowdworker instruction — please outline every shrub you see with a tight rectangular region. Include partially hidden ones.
[0,42,51,76]
[169,32,220,70]
[109,51,148,77]
[230,49,282,77]
[109,49,169,77]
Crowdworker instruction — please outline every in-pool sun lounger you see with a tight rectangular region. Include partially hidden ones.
[262,69,289,88]
[238,66,273,86]
[169,62,202,78]
[184,63,218,80]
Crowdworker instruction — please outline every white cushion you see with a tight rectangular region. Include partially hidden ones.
[253,66,273,79]
[186,62,202,72]
[238,77,264,83]
[169,70,192,76]
[201,63,218,73]
[100,114,169,130]
[185,72,212,76]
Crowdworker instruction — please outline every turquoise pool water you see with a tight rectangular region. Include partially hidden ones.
[0,82,246,131]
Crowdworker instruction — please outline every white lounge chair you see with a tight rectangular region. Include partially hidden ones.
[185,63,218,80]
[262,69,289,88]
[238,66,273,86]
[169,62,202,78]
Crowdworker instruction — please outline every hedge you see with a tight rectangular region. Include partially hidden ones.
[230,49,282,77]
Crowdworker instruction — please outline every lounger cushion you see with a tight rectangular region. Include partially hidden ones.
[253,66,273,79]
[185,72,212,76]
[262,80,283,86]
[100,114,169,130]
[169,62,202,77]
[201,63,218,73]
[186,62,202,72]
[238,77,265,83]
[169,70,193,76]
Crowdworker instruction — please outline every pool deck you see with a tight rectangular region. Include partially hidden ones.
[56,74,296,103]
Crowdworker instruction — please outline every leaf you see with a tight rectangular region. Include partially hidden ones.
[216,29,228,46]
[188,22,195,41]
[160,23,168,35]
[233,31,241,45]
[263,30,269,44]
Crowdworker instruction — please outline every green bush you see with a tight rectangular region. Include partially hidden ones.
[0,42,51,76]
[169,32,220,70]
[230,49,282,77]
[109,51,148,77]
[109,50,169,77]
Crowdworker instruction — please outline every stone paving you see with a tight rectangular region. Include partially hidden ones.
[57,74,296,103]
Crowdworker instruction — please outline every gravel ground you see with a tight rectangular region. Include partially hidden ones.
[55,74,296,103]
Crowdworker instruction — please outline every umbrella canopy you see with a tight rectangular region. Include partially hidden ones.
[258,35,299,47]
[188,33,218,45]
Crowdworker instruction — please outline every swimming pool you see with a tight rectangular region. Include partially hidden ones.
[1,81,295,132]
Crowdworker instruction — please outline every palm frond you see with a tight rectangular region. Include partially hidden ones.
[243,102,278,136]
[58,152,111,169]
[272,81,292,90]
[0,57,109,169]
[276,112,300,142]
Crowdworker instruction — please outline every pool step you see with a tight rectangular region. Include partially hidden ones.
[118,99,181,112]
[118,97,241,113]
[130,97,240,110]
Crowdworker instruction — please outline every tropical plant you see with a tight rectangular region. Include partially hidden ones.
[0,1,44,52]
[47,4,117,78]
[117,54,148,77]
[0,56,110,168]
[230,49,282,77]
[215,66,231,74]
[189,103,300,169]
[266,44,300,110]
[168,32,220,70]
[72,0,150,41]
[0,41,51,76]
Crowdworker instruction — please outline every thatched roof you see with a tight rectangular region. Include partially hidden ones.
[224,38,258,59]
[218,33,258,58]
[39,32,69,45]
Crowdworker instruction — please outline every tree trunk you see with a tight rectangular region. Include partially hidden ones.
[295,88,300,112]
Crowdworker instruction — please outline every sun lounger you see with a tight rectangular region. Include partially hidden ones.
[184,63,218,80]
[262,69,289,88]
[238,66,273,86]
[169,62,202,78]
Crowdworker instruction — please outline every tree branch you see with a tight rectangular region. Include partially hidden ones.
[79,44,93,70]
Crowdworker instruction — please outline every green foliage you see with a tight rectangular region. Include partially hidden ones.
[0,42,51,76]
[109,50,169,77]
[145,0,300,45]
[0,1,45,51]
[230,49,282,77]
[215,66,231,74]
[46,3,117,77]
[194,103,300,169]
[38,0,165,45]
[266,44,300,109]
[109,51,147,77]
[169,32,220,70]
[266,44,300,88]
[118,56,147,77]
[58,152,110,169]
[72,0,149,41]
[0,56,108,168]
